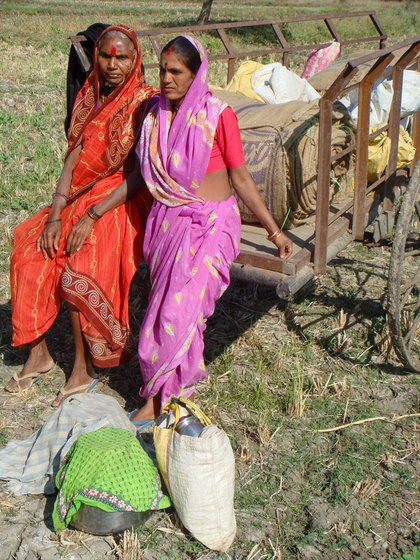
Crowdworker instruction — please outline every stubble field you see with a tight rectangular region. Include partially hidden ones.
[0,1,419,559]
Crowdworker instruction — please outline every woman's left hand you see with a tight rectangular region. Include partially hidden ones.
[66,214,95,256]
[273,231,293,259]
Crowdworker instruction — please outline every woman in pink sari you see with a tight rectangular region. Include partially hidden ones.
[132,36,292,422]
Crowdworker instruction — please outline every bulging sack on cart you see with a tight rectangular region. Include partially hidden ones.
[367,126,416,183]
[252,63,320,104]
[301,41,341,79]
[154,397,236,552]
[217,90,354,227]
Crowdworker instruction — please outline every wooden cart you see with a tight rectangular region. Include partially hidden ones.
[71,12,419,371]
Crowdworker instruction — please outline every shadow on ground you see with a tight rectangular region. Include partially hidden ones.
[0,272,282,409]
[283,253,415,376]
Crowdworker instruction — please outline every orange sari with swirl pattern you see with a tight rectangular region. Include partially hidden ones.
[10,26,155,367]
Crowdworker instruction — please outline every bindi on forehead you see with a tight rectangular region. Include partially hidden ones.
[110,45,117,56]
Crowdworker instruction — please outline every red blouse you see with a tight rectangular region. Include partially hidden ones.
[206,106,246,174]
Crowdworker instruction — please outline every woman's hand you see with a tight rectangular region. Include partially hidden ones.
[272,231,293,259]
[229,166,293,260]
[66,214,95,256]
[37,221,62,259]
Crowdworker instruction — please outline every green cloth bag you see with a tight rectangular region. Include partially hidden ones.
[52,428,170,531]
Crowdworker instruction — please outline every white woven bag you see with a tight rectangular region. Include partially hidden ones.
[154,398,236,551]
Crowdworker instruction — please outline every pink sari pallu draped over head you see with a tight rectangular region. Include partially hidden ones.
[138,35,227,205]
[137,35,242,408]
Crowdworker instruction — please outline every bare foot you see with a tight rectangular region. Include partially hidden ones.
[129,396,161,422]
[4,344,54,393]
[51,361,97,408]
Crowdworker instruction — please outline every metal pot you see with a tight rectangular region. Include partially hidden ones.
[71,505,152,535]
[175,415,204,437]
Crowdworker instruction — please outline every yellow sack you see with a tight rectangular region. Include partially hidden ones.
[225,60,266,102]
[154,397,236,552]
[367,126,415,183]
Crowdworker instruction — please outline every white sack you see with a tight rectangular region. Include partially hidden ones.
[341,69,420,127]
[252,62,320,104]
[166,424,236,551]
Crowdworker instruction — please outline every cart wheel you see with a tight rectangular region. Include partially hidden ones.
[387,161,420,372]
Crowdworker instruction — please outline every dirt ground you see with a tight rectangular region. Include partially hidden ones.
[0,237,418,560]
[0,1,419,557]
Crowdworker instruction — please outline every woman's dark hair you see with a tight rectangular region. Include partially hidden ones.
[161,36,201,75]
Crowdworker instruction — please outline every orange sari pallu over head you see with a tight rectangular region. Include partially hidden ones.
[10,25,155,368]
[67,25,154,199]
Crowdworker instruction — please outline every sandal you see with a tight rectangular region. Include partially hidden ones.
[51,377,100,408]
[4,365,55,393]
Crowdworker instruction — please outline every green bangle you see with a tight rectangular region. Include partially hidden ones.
[46,218,62,224]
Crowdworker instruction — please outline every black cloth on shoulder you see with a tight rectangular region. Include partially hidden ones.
[65,22,110,136]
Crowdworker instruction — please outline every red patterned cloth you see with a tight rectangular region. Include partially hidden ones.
[11,26,155,366]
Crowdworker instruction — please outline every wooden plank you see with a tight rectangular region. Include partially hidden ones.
[411,113,420,174]
[149,37,161,57]
[236,249,296,275]
[272,23,289,66]
[411,55,420,173]
[231,262,285,288]
[136,12,382,37]
[236,224,298,275]
[275,267,315,300]
[134,12,391,74]
[72,39,91,73]
[139,35,413,73]
[369,12,387,48]
[236,209,353,278]
[272,23,287,48]
[236,222,317,275]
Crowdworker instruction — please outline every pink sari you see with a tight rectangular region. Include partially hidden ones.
[137,37,241,407]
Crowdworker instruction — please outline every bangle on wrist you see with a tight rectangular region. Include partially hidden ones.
[267,228,282,242]
[87,206,101,221]
[46,218,62,224]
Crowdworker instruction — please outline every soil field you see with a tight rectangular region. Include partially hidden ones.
[0,2,419,559]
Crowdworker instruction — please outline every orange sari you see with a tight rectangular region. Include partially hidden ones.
[11,26,155,367]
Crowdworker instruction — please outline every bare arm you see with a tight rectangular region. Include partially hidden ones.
[49,145,82,217]
[65,159,143,256]
[229,165,293,259]
[37,145,82,258]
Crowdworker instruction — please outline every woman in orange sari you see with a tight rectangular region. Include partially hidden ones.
[6,25,155,406]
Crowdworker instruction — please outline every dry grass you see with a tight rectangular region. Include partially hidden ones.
[285,362,306,418]
[112,530,143,560]
[352,478,382,501]
[0,2,419,559]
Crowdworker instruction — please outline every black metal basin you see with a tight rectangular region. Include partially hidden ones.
[71,505,152,535]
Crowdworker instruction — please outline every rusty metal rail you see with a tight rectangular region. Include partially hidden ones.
[69,15,419,296]
[136,11,386,82]
[71,11,386,81]
[314,37,420,275]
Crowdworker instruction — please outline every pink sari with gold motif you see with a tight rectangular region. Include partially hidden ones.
[137,37,241,407]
